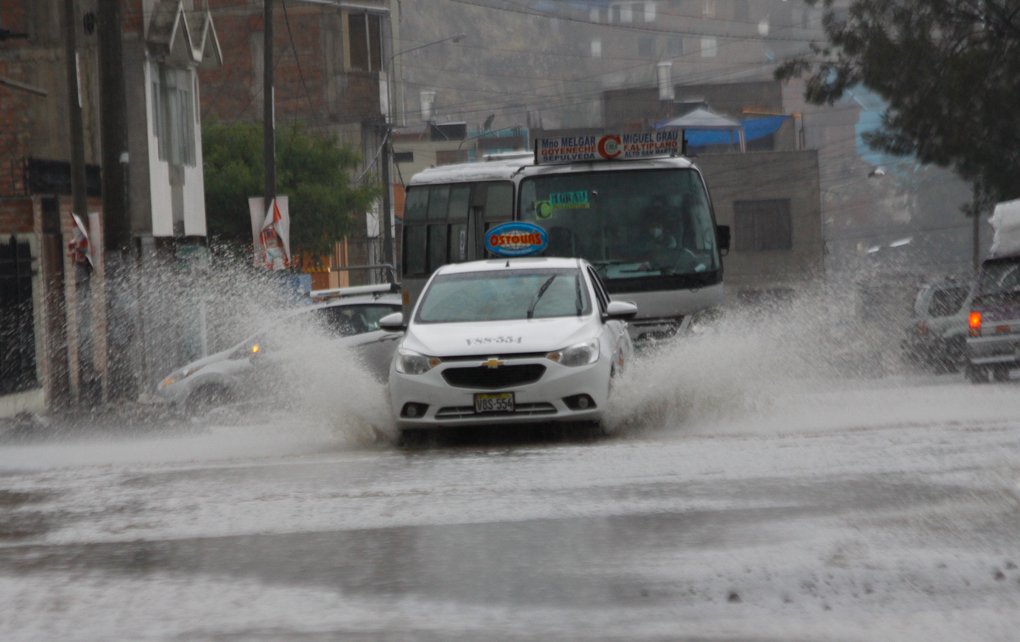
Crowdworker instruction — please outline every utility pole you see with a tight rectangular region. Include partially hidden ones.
[971,184,982,273]
[264,0,276,208]
[97,0,137,400]
[62,0,95,405]
[62,0,87,231]
[380,124,394,268]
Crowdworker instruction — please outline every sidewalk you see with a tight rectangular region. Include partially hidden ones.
[0,396,189,444]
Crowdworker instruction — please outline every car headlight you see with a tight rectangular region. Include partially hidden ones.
[547,338,600,367]
[395,348,441,375]
[160,365,199,389]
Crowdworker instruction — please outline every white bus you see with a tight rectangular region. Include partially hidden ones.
[400,133,729,340]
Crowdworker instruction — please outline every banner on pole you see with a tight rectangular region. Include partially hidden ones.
[248,196,291,270]
[68,212,93,268]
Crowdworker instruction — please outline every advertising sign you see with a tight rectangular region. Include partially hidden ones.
[534,130,680,165]
[485,222,548,257]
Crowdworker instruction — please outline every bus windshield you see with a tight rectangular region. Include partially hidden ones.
[518,168,719,284]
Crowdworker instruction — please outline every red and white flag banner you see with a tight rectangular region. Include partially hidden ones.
[249,196,291,270]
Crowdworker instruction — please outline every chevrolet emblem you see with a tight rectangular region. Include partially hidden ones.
[481,358,504,369]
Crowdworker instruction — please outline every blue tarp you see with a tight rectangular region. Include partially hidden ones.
[682,115,790,147]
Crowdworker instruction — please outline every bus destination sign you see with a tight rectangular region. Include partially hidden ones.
[534,130,680,165]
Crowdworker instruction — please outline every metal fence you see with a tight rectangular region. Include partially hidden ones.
[0,235,37,394]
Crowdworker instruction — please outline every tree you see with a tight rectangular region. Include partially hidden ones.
[776,0,1020,204]
[202,121,379,262]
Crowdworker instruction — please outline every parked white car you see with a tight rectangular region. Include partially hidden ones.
[157,286,402,409]
[380,258,636,435]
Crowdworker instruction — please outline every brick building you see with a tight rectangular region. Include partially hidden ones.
[200,0,398,289]
[0,0,222,416]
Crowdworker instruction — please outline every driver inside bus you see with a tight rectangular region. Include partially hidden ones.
[631,197,678,268]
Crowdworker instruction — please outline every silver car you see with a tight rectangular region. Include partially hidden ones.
[157,287,402,409]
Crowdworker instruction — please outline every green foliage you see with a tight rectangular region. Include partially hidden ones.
[202,121,379,259]
[776,0,1020,203]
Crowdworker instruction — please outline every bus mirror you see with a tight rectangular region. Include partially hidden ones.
[716,225,731,256]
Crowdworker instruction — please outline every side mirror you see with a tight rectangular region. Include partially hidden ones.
[605,300,638,320]
[716,224,730,256]
[378,312,406,332]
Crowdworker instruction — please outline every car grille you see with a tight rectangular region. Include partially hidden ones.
[441,364,546,389]
[436,403,557,419]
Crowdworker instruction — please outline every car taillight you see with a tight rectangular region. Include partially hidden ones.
[968,311,982,337]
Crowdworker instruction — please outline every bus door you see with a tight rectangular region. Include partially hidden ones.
[468,181,514,260]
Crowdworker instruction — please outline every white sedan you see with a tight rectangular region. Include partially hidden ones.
[380,257,636,435]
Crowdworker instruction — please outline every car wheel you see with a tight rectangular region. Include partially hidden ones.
[944,338,965,372]
[993,365,1011,382]
[398,429,430,448]
[965,365,989,384]
[186,384,233,411]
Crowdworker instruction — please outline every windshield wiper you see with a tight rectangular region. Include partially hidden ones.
[527,275,558,319]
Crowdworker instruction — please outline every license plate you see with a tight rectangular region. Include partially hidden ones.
[474,392,515,414]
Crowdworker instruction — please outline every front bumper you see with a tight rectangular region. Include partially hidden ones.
[388,354,611,430]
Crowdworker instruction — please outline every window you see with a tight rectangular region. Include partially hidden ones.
[668,36,684,56]
[151,64,196,166]
[929,287,968,317]
[734,200,792,251]
[619,4,633,23]
[644,3,656,22]
[349,12,382,72]
[638,36,653,57]
[703,0,716,18]
[700,36,717,57]
[591,38,602,58]
[734,0,750,21]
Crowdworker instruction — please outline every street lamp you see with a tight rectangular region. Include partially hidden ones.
[379,33,466,271]
[386,33,465,126]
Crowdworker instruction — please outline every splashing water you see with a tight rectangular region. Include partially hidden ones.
[606,285,906,436]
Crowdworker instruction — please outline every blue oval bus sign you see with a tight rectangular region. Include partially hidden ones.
[485,222,548,257]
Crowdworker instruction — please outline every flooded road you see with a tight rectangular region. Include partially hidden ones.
[1,371,1019,640]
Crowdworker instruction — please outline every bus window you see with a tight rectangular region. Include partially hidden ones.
[427,186,450,221]
[403,187,430,275]
[484,183,513,220]
[428,225,448,272]
[448,187,470,262]
[404,225,427,276]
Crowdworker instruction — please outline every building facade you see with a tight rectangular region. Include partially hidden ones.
[0,0,222,416]
[199,0,398,289]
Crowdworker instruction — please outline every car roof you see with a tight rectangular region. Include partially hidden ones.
[433,257,585,276]
[287,292,401,317]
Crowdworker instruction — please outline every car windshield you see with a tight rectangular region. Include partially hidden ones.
[415,268,592,323]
